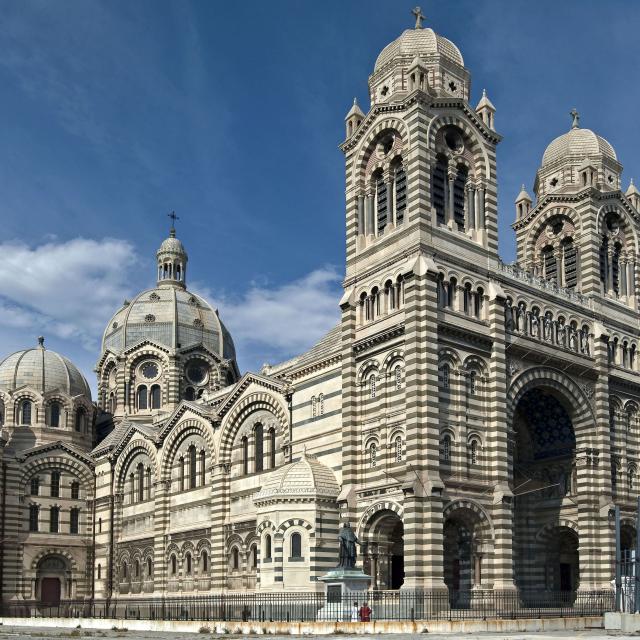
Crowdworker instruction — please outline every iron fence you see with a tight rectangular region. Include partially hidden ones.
[0,589,614,622]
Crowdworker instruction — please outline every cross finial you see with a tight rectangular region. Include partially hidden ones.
[412,6,425,29]
[168,211,179,237]
[570,108,580,129]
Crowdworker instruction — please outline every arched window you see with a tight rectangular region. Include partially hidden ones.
[319,393,324,415]
[137,385,148,410]
[30,476,40,496]
[255,424,264,472]
[541,246,557,283]
[628,466,636,490]
[29,504,39,532]
[369,442,377,468]
[129,473,135,502]
[185,386,195,401]
[150,385,161,409]
[50,471,60,498]
[242,436,249,475]
[201,551,208,573]
[98,564,102,580]
[49,402,61,428]
[185,552,192,574]
[75,407,86,432]
[290,532,302,559]
[71,481,80,500]
[395,366,403,390]
[137,463,144,501]
[562,239,578,289]
[269,428,276,469]
[134,560,140,578]
[375,172,388,235]
[453,165,468,231]
[49,506,60,533]
[469,371,477,396]
[395,436,403,462]
[189,445,197,489]
[475,287,484,318]
[231,547,239,571]
[70,507,79,534]
[179,456,185,491]
[108,393,116,414]
[21,400,32,425]
[147,557,153,577]
[199,450,206,486]
[442,434,451,461]
[447,277,457,308]
[264,534,272,560]
[470,439,479,465]
[146,467,151,499]
[170,554,177,575]
[249,545,258,570]
[442,363,450,389]
[122,561,128,580]
[311,396,317,417]
[369,374,376,399]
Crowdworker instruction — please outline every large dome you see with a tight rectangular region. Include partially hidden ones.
[541,127,617,168]
[374,28,464,73]
[0,339,91,398]
[102,287,236,360]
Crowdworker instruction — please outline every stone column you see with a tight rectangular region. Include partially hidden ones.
[466,183,476,230]
[446,165,457,227]
[366,191,375,237]
[628,259,635,300]
[386,174,395,228]
[556,247,564,287]
[210,464,229,590]
[477,183,486,230]
[621,258,628,297]
[607,248,614,295]
[357,194,365,236]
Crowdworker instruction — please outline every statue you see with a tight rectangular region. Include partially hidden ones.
[338,523,360,569]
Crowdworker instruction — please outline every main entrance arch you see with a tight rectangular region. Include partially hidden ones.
[36,554,71,605]
[511,382,580,591]
[361,507,404,590]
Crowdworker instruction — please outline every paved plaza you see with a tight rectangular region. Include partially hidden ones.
[0,625,633,640]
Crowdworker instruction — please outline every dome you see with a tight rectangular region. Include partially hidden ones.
[374,28,464,73]
[158,235,187,256]
[541,127,617,168]
[254,454,339,501]
[102,287,236,360]
[0,338,91,398]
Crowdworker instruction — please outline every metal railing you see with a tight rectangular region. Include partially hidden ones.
[0,589,614,622]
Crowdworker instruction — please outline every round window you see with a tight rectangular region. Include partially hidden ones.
[444,128,464,153]
[187,363,207,385]
[141,362,160,380]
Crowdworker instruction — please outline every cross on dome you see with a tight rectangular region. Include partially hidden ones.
[570,108,580,129]
[412,6,426,29]
[168,210,180,237]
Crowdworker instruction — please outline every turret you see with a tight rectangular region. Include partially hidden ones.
[476,89,496,130]
[156,212,188,288]
[515,185,532,220]
[345,98,365,138]
[626,179,640,211]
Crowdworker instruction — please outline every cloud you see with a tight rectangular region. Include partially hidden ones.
[0,237,138,351]
[193,267,343,371]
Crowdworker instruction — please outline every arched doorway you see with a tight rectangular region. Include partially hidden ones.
[36,554,70,606]
[443,503,493,604]
[512,386,577,591]
[362,509,404,590]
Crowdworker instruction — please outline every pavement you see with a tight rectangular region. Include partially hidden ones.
[0,626,636,640]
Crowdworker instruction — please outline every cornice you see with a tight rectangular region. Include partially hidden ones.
[214,372,290,419]
[353,323,405,354]
[17,440,95,468]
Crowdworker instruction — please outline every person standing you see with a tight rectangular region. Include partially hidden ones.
[351,601,359,622]
[359,602,372,622]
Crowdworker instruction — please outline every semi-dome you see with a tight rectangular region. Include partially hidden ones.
[254,453,339,501]
[541,126,616,168]
[374,28,464,73]
[102,287,236,360]
[0,338,91,398]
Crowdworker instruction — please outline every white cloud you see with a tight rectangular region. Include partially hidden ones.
[193,267,342,371]
[0,238,138,350]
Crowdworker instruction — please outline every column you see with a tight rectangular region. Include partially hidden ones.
[466,184,476,230]
[607,248,614,295]
[476,183,486,230]
[209,464,229,589]
[366,191,375,237]
[447,166,456,226]
[628,259,635,299]
[621,258,628,297]
[386,175,395,228]
[357,195,364,236]
[556,248,564,287]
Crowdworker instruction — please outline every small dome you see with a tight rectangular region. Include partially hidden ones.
[158,235,187,256]
[374,28,464,73]
[541,127,617,168]
[254,454,339,501]
[102,287,236,360]
[0,339,91,399]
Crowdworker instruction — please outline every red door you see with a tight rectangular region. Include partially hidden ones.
[41,578,61,606]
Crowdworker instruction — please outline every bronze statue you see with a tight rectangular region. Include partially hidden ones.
[338,522,360,569]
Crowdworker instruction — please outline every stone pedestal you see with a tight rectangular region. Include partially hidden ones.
[317,567,372,621]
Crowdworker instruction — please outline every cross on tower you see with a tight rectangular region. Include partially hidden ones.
[412,6,425,29]
[168,211,179,235]
[570,108,580,129]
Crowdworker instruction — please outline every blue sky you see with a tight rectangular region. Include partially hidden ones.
[1,0,640,392]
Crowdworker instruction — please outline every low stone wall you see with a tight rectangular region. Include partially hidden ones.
[0,615,604,635]
[604,612,640,632]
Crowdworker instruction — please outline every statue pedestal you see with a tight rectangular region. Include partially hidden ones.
[317,567,372,621]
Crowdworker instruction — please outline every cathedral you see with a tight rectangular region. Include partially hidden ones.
[0,10,637,607]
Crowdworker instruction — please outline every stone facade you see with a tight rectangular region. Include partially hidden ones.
[0,12,638,605]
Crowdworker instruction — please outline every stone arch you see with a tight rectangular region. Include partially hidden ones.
[443,498,494,540]
[352,119,410,184]
[19,457,94,496]
[159,418,216,480]
[382,350,405,372]
[535,519,579,544]
[597,203,638,253]
[257,520,276,534]
[523,205,582,263]
[31,548,78,572]
[426,115,491,181]
[357,358,380,383]
[219,392,289,463]
[277,518,314,534]
[357,500,404,537]
[113,439,158,492]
